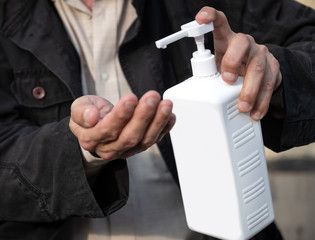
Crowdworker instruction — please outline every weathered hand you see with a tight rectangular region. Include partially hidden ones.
[196,7,282,120]
[69,91,176,160]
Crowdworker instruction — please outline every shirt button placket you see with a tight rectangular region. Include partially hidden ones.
[101,72,109,81]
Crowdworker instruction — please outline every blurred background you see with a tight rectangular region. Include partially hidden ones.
[265,2,315,240]
[297,0,314,8]
[266,143,315,240]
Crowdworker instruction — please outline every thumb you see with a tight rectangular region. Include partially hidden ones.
[70,95,113,128]
[195,7,234,41]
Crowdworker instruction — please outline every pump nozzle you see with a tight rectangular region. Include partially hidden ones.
[155,21,214,49]
[156,20,217,77]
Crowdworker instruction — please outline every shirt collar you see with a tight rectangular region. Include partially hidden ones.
[52,0,91,14]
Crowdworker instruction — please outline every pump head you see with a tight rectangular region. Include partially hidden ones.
[155,20,218,77]
[155,21,213,49]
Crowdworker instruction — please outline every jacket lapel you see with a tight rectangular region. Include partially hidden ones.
[0,0,82,98]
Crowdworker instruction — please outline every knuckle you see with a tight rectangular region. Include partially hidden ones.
[253,59,265,74]
[240,86,257,103]
[245,34,255,43]
[233,33,253,47]
[222,54,239,69]
[233,32,246,41]
[262,80,275,92]
[100,128,119,141]
[141,137,156,149]
[246,35,256,48]
[80,142,95,152]
[97,145,122,161]
[259,44,268,54]
[120,135,141,148]
[240,91,254,103]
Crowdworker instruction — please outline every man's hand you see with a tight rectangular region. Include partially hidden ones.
[69,91,176,161]
[196,7,282,120]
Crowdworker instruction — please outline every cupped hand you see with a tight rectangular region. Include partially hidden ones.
[196,7,282,120]
[69,91,176,160]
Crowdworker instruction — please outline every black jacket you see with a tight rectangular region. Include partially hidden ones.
[0,0,314,239]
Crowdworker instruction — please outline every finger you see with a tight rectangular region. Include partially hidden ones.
[195,7,234,43]
[220,33,252,83]
[94,91,162,160]
[195,7,236,74]
[141,99,173,147]
[238,44,268,116]
[99,114,176,160]
[70,95,113,128]
[156,113,176,143]
[89,93,138,142]
[71,94,138,152]
[249,53,281,120]
[195,7,232,38]
[115,91,162,148]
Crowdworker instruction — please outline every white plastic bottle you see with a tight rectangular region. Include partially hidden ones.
[156,21,274,240]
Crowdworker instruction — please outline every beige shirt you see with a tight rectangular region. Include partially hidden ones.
[54,0,134,101]
[53,0,192,240]
[54,0,136,164]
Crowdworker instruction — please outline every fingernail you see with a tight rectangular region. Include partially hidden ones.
[223,72,237,82]
[83,109,91,126]
[125,101,136,110]
[199,11,210,18]
[252,111,262,120]
[238,101,251,112]
[147,97,159,107]
[161,106,172,115]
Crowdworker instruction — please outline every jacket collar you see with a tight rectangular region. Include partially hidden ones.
[132,0,146,21]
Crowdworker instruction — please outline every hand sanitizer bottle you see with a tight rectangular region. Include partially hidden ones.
[156,21,274,240]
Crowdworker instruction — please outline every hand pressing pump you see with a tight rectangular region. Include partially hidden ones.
[156,21,274,240]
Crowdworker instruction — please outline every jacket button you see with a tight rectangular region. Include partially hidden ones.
[32,86,46,100]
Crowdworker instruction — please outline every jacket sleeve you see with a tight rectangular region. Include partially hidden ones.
[0,37,128,222]
[221,0,315,152]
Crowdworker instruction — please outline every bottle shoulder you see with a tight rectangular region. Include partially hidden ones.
[163,74,243,105]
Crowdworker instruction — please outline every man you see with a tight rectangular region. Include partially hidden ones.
[0,0,314,239]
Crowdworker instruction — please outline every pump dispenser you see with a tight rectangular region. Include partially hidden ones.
[156,21,274,240]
